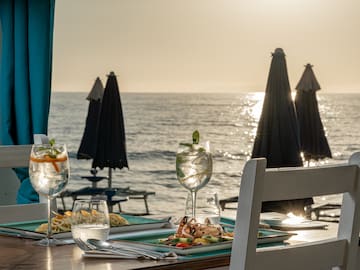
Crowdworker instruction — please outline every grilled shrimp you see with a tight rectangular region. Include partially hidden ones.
[175,216,223,239]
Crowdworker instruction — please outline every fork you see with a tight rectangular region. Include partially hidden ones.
[74,238,178,260]
[74,238,91,251]
[74,238,142,259]
[107,240,178,260]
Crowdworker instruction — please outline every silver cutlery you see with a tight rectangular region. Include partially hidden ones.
[74,238,142,259]
[86,238,178,260]
[87,239,159,260]
[74,238,92,251]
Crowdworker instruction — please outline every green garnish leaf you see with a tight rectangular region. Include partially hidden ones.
[176,168,185,178]
[38,139,61,159]
[192,130,200,144]
[49,138,56,147]
[179,143,193,147]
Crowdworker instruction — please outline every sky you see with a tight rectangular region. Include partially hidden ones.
[52,0,360,93]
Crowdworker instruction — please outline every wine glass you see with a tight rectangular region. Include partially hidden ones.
[29,143,69,246]
[176,141,213,220]
[71,199,110,243]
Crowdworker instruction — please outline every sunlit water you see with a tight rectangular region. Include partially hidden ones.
[48,92,360,217]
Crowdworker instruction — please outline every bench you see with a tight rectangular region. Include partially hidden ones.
[59,187,155,215]
[219,196,238,211]
[306,203,341,222]
[116,189,156,216]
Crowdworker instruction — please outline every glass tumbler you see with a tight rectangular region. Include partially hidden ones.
[185,191,221,224]
[71,199,110,242]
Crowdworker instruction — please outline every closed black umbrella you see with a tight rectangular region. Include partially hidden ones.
[252,48,311,215]
[92,71,129,188]
[295,64,332,163]
[77,77,104,160]
[252,48,303,167]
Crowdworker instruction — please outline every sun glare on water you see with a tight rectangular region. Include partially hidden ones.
[246,92,265,139]
[249,92,264,122]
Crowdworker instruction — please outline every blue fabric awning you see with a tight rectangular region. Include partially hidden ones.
[0,0,55,203]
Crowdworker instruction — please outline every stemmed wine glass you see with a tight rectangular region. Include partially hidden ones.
[29,143,69,246]
[176,136,212,220]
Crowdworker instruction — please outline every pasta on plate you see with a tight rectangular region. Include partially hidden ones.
[35,211,129,233]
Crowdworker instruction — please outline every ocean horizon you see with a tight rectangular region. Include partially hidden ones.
[49,92,360,217]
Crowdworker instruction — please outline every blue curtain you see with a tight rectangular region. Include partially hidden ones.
[0,0,55,203]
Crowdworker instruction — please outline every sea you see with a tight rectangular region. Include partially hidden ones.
[48,92,360,217]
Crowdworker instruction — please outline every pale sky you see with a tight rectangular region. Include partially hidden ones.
[52,0,360,93]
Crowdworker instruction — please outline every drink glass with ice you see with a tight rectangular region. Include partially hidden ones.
[71,199,110,243]
[176,141,213,219]
[29,143,69,246]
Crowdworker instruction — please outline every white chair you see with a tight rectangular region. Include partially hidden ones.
[230,152,360,270]
[0,144,47,221]
[0,135,49,205]
[0,145,32,205]
[0,203,47,223]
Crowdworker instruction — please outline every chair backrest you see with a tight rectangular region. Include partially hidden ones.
[0,135,49,205]
[0,145,31,168]
[0,203,47,223]
[230,152,360,270]
[0,145,48,220]
[0,145,32,205]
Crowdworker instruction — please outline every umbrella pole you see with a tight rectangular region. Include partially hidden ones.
[108,167,112,188]
[107,168,114,212]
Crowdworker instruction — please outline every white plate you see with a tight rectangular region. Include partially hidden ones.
[260,212,328,230]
